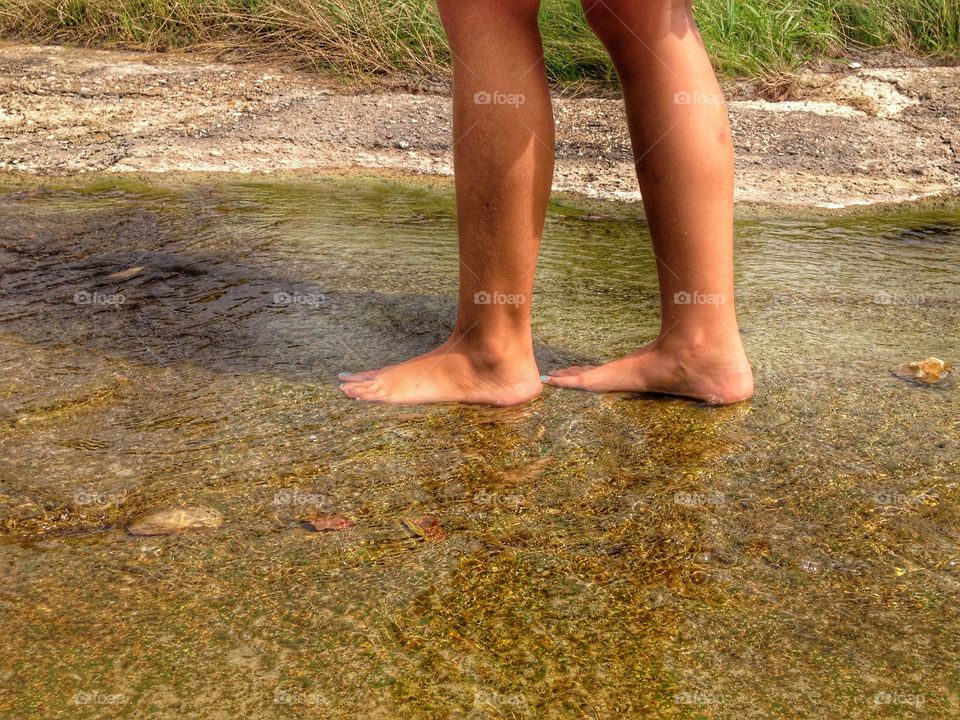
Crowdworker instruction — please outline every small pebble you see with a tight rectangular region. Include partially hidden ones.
[891,357,951,385]
[106,265,144,281]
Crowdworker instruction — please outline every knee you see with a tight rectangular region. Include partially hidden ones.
[437,0,540,32]
[581,0,693,45]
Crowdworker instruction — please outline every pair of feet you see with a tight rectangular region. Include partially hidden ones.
[338,331,754,406]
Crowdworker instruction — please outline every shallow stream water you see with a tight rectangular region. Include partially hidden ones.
[0,174,958,718]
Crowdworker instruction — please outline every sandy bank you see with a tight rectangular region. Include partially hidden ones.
[1,42,958,208]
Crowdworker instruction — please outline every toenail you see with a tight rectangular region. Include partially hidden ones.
[540,375,550,382]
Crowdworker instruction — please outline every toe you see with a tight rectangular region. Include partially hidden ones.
[544,371,589,388]
[548,365,596,378]
[339,380,381,399]
[547,365,629,393]
[338,382,359,399]
[338,370,378,382]
[353,381,392,402]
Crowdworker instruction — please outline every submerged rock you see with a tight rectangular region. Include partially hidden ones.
[127,506,224,536]
[302,514,354,532]
[890,357,952,385]
[0,402,17,427]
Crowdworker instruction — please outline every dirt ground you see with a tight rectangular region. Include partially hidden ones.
[1,41,958,208]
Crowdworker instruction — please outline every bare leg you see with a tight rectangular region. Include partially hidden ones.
[545,0,753,405]
[339,0,554,405]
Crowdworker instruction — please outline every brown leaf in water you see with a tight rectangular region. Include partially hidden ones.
[302,514,355,532]
[402,516,445,544]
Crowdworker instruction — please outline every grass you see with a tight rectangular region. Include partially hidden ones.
[0,0,957,85]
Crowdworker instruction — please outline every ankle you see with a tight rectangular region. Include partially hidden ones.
[450,327,535,367]
[653,324,747,362]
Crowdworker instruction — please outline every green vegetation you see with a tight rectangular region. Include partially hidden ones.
[0,0,957,83]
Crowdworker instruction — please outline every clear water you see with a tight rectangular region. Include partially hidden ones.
[0,174,958,718]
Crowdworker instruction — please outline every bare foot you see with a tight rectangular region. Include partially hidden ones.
[338,337,542,406]
[544,335,754,405]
